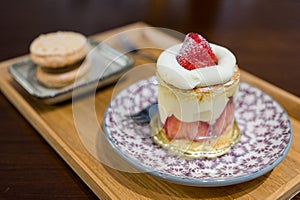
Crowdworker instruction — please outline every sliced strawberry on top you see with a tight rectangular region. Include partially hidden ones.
[176,33,217,70]
[164,115,209,142]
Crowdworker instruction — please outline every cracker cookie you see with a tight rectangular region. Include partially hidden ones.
[36,61,91,88]
[30,31,88,68]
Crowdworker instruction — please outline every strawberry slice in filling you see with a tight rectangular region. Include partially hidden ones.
[164,98,234,142]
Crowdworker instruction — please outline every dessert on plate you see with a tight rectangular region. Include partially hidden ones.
[152,33,240,158]
[30,31,90,88]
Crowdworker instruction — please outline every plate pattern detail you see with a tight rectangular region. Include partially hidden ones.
[104,76,292,186]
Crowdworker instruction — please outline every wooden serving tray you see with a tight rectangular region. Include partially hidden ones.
[1,22,300,199]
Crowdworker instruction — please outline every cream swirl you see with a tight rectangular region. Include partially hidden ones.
[156,43,236,89]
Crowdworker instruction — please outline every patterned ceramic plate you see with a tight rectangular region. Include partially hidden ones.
[103,76,292,187]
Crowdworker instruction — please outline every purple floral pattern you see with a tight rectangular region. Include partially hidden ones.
[103,76,292,186]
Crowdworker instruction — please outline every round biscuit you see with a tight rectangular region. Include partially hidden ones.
[36,60,91,88]
[30,31,88,68]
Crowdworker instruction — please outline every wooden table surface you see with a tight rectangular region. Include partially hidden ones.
[0,1,299,199]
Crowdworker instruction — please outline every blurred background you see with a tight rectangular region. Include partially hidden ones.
[0,0,299,96]
[0,1,299,199]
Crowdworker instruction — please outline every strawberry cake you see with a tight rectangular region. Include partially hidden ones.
[151,33,240,158]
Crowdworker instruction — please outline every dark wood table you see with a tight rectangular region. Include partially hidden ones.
[0,1,299,199]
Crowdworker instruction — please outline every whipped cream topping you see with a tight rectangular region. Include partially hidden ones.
[156,43,236,89]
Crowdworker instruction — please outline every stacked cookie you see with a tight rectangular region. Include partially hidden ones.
[30,31,90,88]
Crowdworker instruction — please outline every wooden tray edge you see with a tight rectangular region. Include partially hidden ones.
[0,68,113,199]
[240,69,300,120]
[0,22,299,199]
